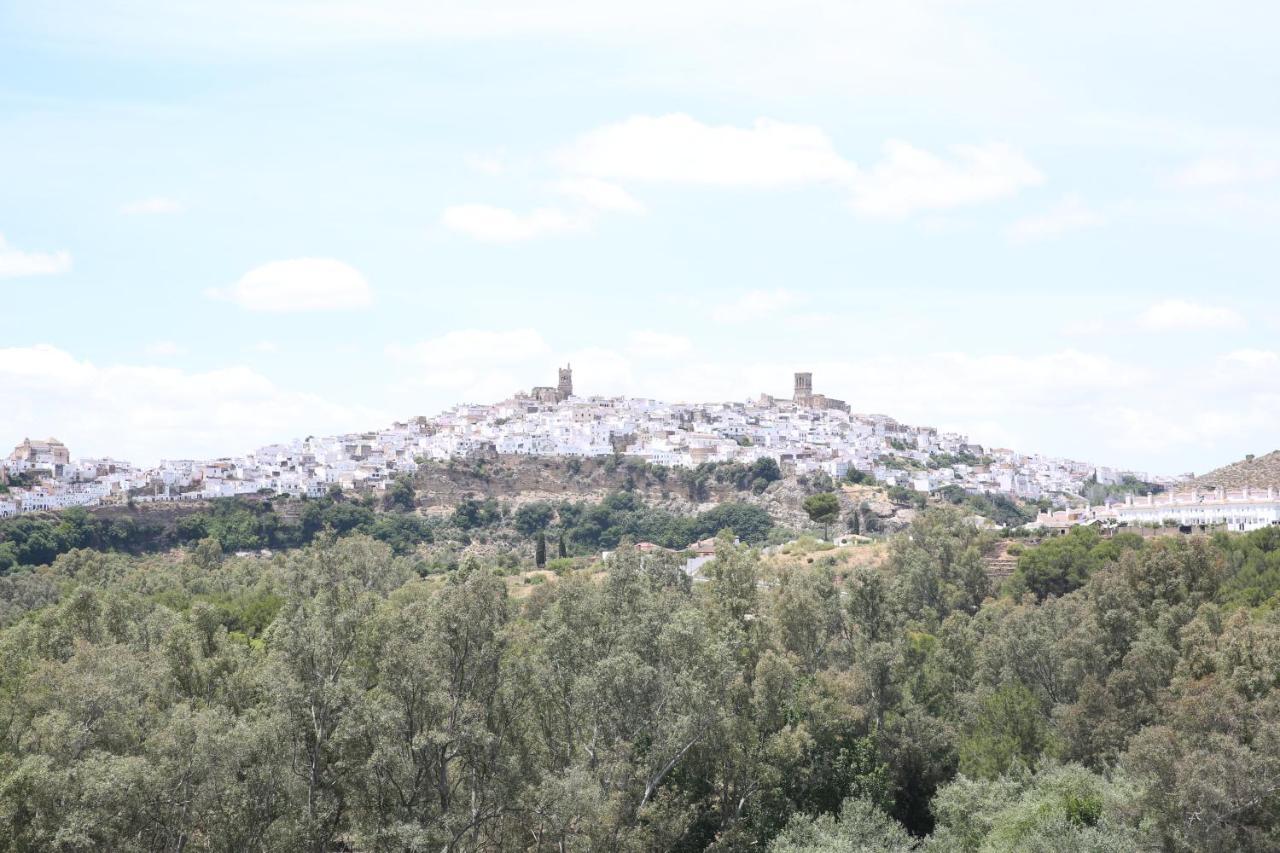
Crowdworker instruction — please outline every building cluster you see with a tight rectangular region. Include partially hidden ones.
[1034,486,1280,533]
[1,369,1182,523]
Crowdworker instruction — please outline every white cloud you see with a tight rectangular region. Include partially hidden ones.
[712,289,800,324]
[554,115,1040,220]
[1137,299,1245,332]
[1007,194,1106,242]
[27,2,1006,104]
[0,344,382,465]
[1219,349,1280,370]
[212,258,372,312]
[1061,319,1108,337]
[561,346,637,392]
[849,140,1043,219]
[464,152,506,176]
[245,340,281,354]
[441,179,644,242]
[121,196,183,215]
[387,328,553,403]
[626,330,692,360]
[144,340,186,358]
[0,233,72,279]
[387,328,550,369]
[447,117,1041,240]
[440,204,585,242]
[558,114,857,188]
[1169,157,1280,189]
[552,178,645,213]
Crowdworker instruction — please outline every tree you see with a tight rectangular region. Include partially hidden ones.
[190,536,224,570]
[750,457,782,493]
[8,500,1280,850]
[382,476,416,512]
[803,493,841,540]
[844,467,875,486]
[514,501,556,537]
[958,683,1052,779]
[536,532,547,568]
[930,765,1144,852]
[451,496,502,530]
[1009,525,1109,600]
[768,798,916,853]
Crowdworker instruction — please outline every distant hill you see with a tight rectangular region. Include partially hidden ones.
[1191,450,1280,489]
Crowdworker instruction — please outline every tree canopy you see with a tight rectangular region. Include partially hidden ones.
[1,509,1280,850]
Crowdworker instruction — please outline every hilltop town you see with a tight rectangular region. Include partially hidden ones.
[2,368,1172,522]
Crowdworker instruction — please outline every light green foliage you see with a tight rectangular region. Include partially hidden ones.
[768,797,918,852]
[928,764,1143,852]
[2,508,1280,849]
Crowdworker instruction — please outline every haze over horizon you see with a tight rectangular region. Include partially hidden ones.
[3,2,1278,473]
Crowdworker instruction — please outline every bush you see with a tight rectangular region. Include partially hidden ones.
[545,557,574,576]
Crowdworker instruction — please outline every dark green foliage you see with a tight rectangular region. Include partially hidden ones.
[751,456,783,488]
[366,513,435,555]
[692,501,774,544]
[886,485,928,509]
[843,467,876,486]
[958,683,1053,778]
[1081,473,1165,505]
[926,451,985,469]
[0,507,166,568]
[678,458,782,500]
[557,491,774,552]
[381,475,417,512]
[513,501,556,536]
[449,496,503,530]
[802,492,840,539]
[1214,525,1280,607]
[1008,525,1143,600]
[0,495,438,572]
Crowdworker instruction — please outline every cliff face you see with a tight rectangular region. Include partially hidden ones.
[411,455,916,533]
[1191,450,1280,490]
[412,455,803,528]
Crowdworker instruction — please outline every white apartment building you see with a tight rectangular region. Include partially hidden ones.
[1108,488,1280,532]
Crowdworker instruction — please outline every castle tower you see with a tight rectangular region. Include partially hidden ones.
[557,364,573,400]
[793,372,813,401]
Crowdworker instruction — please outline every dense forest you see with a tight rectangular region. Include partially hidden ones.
[1,509,1279,850]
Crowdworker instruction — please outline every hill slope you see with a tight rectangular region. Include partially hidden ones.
[1191,450,1280,489]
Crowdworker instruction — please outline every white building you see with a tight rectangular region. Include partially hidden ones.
[1108,488,1280,532]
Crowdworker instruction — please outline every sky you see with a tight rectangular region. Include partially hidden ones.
[1,1,1278,474]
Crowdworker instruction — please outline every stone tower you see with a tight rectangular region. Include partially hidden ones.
[793,372,813,401]
[557,364,574,400]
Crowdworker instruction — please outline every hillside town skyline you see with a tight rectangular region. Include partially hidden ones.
[3,366,1187,521]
